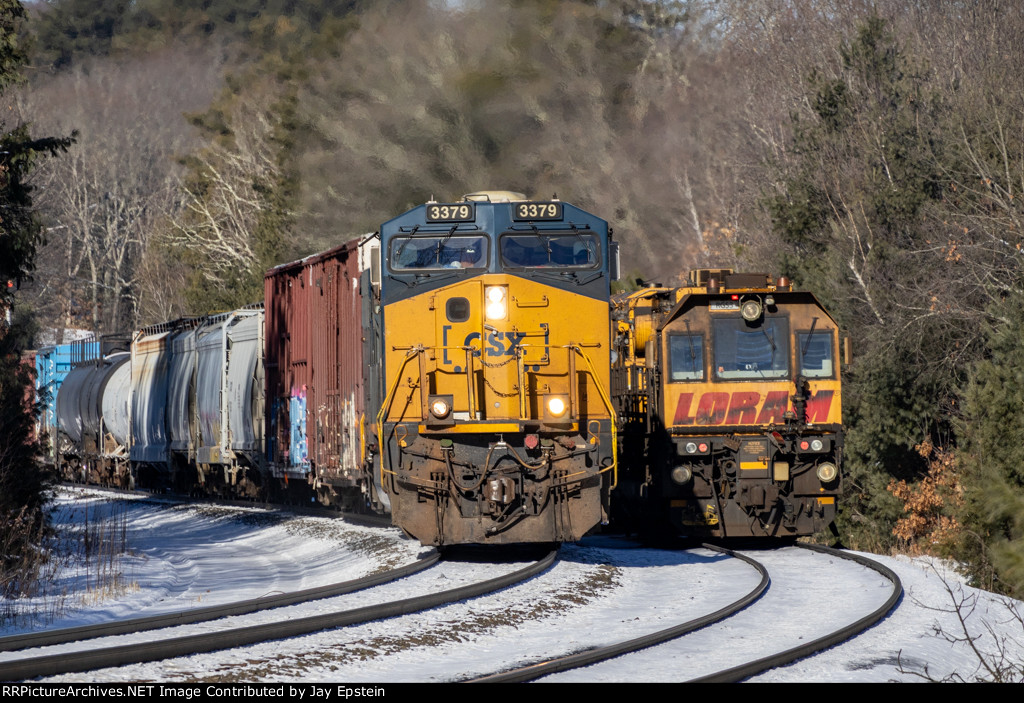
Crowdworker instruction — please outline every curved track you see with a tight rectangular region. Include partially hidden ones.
[468,544,770,682]
[0,550,556,681]
[0,553,439,653]
[689,544,903,682]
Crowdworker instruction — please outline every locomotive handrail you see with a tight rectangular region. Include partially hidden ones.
[389,342,481,418]
[566,344,618,490]
[389,341,611,425]
[376,346,425,482]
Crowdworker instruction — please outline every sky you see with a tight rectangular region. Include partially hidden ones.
[2,487,1022,683]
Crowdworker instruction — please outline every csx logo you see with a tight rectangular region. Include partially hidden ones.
[441,324,549,364]
[465,330,526,357]
[672,390,835,426]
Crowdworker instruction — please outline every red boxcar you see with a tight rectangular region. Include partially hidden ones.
[264,237,379,510]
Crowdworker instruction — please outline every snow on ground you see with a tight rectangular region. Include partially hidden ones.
[3,487,1023,683]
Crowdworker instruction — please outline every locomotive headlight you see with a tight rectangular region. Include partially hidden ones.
[740,296,763,321]
[427,395,454,422]
[547,397,567,417]
[485,286,507,320]
[431,398,451,418]
[816,462,839,484]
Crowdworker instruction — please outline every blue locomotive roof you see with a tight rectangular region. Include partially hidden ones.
[379,197,612,305]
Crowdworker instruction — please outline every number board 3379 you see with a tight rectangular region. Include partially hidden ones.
[426,203,476,223]
[513,202,563,221]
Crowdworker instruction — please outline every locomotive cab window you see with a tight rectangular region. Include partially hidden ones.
[798,330,835,378]
[500,233,599,269]
[668,334,704,381]
[713,317,789,380]
[390,235,487,271]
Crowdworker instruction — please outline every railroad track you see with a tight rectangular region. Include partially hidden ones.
[523,543,902,683]
[0,554,441,654]
[9,493,905,683]
[691,544,903,682]
[467,543,771,682]
[0,549,556,681]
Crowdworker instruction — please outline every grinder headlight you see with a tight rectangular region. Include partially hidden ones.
[740,296,763,321]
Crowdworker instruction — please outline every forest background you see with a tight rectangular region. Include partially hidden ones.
[4,0,1024,599]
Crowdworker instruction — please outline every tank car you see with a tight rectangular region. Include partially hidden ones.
[374,192,618,545]
[611,270,844,538]
[53,336,132,487]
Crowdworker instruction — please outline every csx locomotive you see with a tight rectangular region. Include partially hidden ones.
[376,192,617,545]
[42,192,619,548]
[611,270,844,538]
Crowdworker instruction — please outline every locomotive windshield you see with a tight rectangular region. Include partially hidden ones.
[500,233,599,268]
[798,329,835,378]
[390,235,487,271]
[713,317,789,380]
[668,334,704,381]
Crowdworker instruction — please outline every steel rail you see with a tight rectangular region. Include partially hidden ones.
[0,550,557,681]
[467,544,770,683]
[0,553,440,653]
[689,544,903,683]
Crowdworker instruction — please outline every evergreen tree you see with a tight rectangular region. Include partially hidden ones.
[956,292,1024,596]
[31,0,130,68]
[31,0,366,68]
[0,0,72,594]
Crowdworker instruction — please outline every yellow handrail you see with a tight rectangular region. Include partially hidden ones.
[567,344,618,490]
[376,346,423,482]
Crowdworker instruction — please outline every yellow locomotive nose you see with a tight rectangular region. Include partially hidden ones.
[378,195,615,546]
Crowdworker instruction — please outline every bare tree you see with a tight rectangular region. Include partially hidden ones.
[898,567,1024,682]
[163,81,287,309]
[19,44,225,335]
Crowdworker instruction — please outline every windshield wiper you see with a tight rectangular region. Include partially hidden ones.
[802,317,819,358]
[394,225,420,263]
[761,325,777,376]
[434,224,460,265]
[566,222,595,261]
[684,319,697,369]
[387,271,461,289]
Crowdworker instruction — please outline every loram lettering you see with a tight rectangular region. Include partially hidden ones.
[672,390,835,426]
